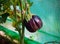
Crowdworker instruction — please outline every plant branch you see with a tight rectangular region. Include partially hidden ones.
[18,0,25,44]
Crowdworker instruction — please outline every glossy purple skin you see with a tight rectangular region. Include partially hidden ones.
[24,15,43,32]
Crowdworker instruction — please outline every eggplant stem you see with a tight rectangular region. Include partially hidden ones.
[18,0,25,44]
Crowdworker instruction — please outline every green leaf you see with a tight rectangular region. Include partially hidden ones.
[0,12,9,23]
[27,0,33,7]
[30,2,33,7]
[0,25,41,44]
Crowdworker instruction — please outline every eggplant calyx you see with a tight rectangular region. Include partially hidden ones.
[25,14,32,22]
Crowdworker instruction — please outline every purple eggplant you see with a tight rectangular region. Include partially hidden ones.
[24,15,43,32]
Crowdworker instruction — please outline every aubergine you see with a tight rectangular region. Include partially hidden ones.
[24,15,43,32]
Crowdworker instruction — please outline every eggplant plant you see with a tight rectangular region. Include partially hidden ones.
[0,0,43,44]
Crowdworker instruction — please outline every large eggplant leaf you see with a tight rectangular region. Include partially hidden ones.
[0,25,41,44]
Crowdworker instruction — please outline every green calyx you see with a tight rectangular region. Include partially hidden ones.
[25,13,32,22]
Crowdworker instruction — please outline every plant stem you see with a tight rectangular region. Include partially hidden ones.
[13,2,18,44]
[20,22,25,44]
[19,0,25,44]
[27,3,31,15]
[13,4,17,22]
